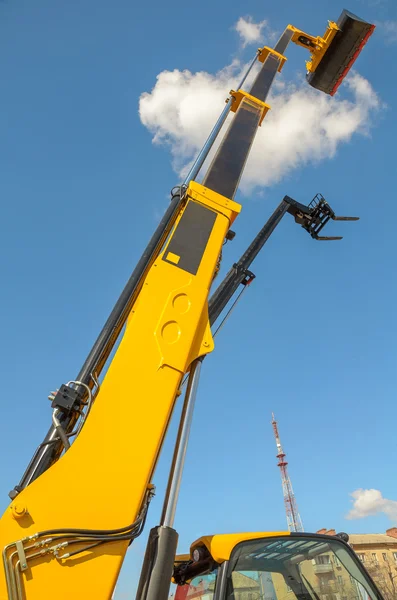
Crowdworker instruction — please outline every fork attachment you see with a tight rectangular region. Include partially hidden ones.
[285,193,359,240]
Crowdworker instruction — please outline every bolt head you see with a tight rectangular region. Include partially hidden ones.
[11,502,28,520]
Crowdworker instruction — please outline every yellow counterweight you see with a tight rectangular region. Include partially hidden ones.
[0,182,240,600]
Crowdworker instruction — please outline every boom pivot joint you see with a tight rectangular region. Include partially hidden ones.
[287,22,340,73]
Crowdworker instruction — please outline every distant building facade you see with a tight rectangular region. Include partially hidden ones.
[323,526,397,600]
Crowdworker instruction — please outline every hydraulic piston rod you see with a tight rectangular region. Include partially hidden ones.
[136,359,203,600]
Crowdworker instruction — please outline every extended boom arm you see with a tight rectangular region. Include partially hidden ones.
[209,193,358,324]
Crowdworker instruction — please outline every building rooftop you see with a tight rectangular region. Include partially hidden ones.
[349,533,397,546]
[317,527,397,547]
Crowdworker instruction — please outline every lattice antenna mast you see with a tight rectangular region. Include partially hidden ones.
[271,413,303,532]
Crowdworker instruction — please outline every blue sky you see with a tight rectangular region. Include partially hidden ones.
[1,0,396,597]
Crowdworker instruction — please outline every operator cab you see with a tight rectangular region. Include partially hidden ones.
[172,532,383,600]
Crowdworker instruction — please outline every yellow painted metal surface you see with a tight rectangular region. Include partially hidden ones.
[257,46,287,72]
[166,251,181,265]
[229,89,271,127]
[0,184,241,599]
[288,21,339,72]
[189,531,290,563]
[187,181,241,219]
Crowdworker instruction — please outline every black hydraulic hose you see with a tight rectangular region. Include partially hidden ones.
[39,524,141,537]
[54,533,140,542]
[38,520,145,538]
[65,541,104,558]
[38,493,152,537]
[52,421,70,451]
[11,192,184,497]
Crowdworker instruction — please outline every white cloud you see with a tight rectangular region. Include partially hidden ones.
[346,489,397,523]
[139,60,244,178]
[377,20,397,44]
[139,54,381,195]
[234,16,273,48]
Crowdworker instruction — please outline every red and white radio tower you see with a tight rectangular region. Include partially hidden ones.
[271,412,303,532]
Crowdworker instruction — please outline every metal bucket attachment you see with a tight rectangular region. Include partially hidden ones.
[307,10,375,96]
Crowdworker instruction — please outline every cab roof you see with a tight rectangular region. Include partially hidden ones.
[188,531,290,563]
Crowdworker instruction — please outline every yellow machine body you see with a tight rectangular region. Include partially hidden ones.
[0,9,376,599]
[0,182,240,600]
